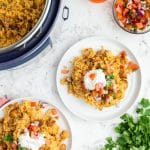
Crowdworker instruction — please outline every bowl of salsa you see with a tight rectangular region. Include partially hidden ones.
[113,0,150,34]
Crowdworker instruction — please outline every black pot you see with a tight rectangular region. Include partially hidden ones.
[0,0,69,70]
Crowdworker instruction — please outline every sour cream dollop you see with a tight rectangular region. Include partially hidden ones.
[19,130,45,150]
[84,69,106,90]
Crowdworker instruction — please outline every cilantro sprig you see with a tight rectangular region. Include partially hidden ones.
[106,74,114,88]
[18,146,27,150]
[3,134,13,142]
[102,98,150,150]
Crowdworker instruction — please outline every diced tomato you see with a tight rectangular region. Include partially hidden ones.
[133,0,140,3]
[81,82,86,90]
[136,22,144,29]
[117,13,123,20]
[92,90,97,97]
[31,101,36,107]
[120,65,125,70]
[95,83,103,92]
[61,69,69,74]
[11,143,17,150]
[116,5,123,14]
[51,108,58,115]
[137,3,142,9]
[99,88,104,95]
[115,0,124,6]
[141,18,148,24]
[120,72,127,78]
[132,3,137,9]
[120,51,127,58]
[125,24,133,30]
[145,11,150,18]
[123,8,129,16]
[128,61,139,71]
[105,96,111,103]
[121,18,127,25]
[29,125,39,132]
[89,73,96,80]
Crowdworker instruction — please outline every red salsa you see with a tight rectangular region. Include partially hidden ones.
[114,0,150,33]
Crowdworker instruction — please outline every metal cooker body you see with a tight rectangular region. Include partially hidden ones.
[0,0,52,53]
[0,0,69,70]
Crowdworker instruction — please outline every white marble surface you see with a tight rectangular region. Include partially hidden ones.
[0,0,150,149]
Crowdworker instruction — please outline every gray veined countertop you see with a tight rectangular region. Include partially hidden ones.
[0,0,150,150]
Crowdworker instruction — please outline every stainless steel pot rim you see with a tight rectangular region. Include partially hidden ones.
[0,0,51,53]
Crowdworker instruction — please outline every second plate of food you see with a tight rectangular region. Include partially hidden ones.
[0,98,72,150]
[57,36,141,121]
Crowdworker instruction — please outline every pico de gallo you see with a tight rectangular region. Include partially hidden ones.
[114,0,150,33]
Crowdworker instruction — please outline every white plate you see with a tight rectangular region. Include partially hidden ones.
[0,97,72,150]
[56,36,141,122]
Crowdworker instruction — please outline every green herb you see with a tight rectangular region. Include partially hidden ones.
[107,74,114,80]
[18,146,27,150]
[106,74,114,87]
[3,134,13,142]
[133,27,137,33]
[102,98,150,150]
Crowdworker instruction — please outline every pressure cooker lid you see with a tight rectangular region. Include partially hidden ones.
[0,0,61,70]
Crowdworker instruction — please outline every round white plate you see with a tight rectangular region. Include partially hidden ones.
[57,36,141,122]
[0,97,72,150]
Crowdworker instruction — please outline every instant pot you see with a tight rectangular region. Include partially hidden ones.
[0,0,69,70]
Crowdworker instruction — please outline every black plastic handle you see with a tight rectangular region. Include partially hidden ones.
[62,6,69,21]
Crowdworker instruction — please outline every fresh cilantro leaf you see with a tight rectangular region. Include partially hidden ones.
[3,134,13,142]
[140,98,150,108]
[18,146,26,150]
[106,74,114,88]
[107,74,114,80]
[102,98,150,150]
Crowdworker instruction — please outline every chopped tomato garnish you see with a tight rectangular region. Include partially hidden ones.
[11,143,17,150]
[137,3,142,9]
[51,108,58,115]
[120,65,125,70]
[89,73,96,80]
[120,18,127,25]
[120,51,127,58]
[115,0,124,6]
[145,11,150,18]
[29,125,39,132]
[128,61,139,71]
[136,22,144,29]
[105,96,111,103]
[123,8,129,16]
[134,0,140,4]
[95,83,103,92]
[99,88,104,95]
[31,101,36,107]
[92,91,97,97]
[116,5,123,14]
[61,69,69,74]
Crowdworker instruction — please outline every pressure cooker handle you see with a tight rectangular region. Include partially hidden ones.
[62,6,69,21]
